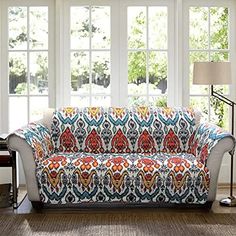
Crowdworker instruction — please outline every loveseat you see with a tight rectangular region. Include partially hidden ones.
[7,107,235,208]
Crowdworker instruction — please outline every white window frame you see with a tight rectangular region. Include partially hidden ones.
[182,0,236,183]
[183,0,236,113]
[119,0,175,106]
[63,0,120,107]
[63,0,175,107]
[0,0,235,131]
[0,0,55,132]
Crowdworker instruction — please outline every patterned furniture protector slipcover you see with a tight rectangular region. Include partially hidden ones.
[9,107,235,206]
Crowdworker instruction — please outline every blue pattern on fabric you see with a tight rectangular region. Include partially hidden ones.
[10,107,235,205]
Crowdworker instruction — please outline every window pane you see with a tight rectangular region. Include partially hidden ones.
[9,52,27,95]
[128,51,146,95]
[9,97,27,131]
[210,96,229,129]
[8,7,27,50]
[29,7,48,49]
[210,52,229,94]
[189,7,208,49]
[210,7,229,50]
[30,97,48,122]
[30,52,48,95]
[71,51,89,94]
[128,96,147,106]
[128,7,146,49]
[91,52,110,94]
[149,51,167,95]
[189,51,208,95]
[210,52,229,62]
[71,96,90,107]
[71,7,89,50]
[128,84,146,97]
[92,96,110,107]
[149,96,167,107]
[190,96,208,122]
[91,6,110,49]
[149,7,167,49]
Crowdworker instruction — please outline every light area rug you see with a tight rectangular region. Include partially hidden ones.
[0,212,236,236]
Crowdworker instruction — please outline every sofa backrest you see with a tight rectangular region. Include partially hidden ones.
[50,107,200,154]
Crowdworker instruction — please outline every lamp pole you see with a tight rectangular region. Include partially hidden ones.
[211,85,236,206]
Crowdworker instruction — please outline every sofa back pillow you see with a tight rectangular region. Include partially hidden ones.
[51,106,199,154]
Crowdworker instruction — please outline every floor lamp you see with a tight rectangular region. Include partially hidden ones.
[193,61,236,207]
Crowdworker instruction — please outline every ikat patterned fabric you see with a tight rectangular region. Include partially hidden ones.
[37,152,209,204]
[10,107,235,205]
[189,122,235,163]
[11,123,54,164]
[51,107,198,154]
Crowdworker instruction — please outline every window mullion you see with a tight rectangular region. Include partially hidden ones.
[57,0,70,107]
[27,6,30,122]
[110,0,120,106]
[119,3,128,106]
[208,7,211,122]
[167,1,175,106]
[0,2,9,132]
[146,6,149,103]
[89,6,92,105]
[48,1,55,108]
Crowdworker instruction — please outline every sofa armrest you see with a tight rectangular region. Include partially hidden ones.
[7,122,54,163]
[7,135,40,202]
[189,122,235,163]
[206,137,235,201]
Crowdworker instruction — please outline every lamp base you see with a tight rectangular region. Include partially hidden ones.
[219,196,236,207]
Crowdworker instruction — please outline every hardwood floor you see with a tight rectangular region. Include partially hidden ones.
[1,186,236,214]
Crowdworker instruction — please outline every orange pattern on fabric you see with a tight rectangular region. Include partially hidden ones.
[163,129,181,153]
[137,130,156,153]
[137,106,150,120]
[88,107,101,119]
[44,168,65,189]
[136,158,161,189]
[85,129,104,153]
[162,107,174,117]
[105,157,129,190]
[59,127,78,152]
[111,129,130,153]
[112,108,125,118]
[63,107,76,117]
[32,139,44,160]
[45,135,54,153]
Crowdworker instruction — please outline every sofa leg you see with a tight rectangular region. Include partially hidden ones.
[204,201,213,210]
[31,201,44,210]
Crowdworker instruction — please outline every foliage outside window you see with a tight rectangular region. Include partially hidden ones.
[189,7,229,129]
[127,6,168,107]
[5,3,231,131]
[8,6,49,131]
[70,6,111,107]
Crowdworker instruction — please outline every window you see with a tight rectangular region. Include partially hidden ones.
[0,0,54,132]
[0,0,235,132]
[127,6,168,106]
[70,5,111,107]
[190,6,229,128]
[120,0,174,107]
[66,0,174,107]
[8,6,49,131]
[183,0,235,129]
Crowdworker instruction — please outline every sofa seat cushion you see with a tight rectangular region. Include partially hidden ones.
[36,152,210,205]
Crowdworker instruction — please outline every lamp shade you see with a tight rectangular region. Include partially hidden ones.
[193,62,232,85]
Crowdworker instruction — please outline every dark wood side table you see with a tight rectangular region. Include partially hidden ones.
[0,134,18,209]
